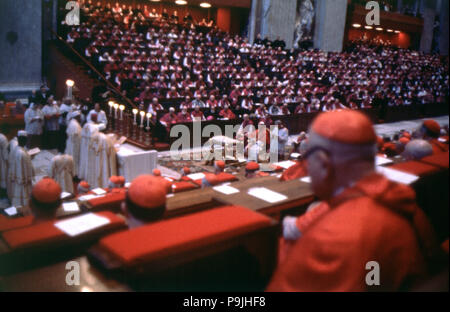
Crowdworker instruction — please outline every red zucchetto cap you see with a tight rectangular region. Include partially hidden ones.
[246,161,260,171]
[127,175,167,209]
[32,178,62,204]
[311,110,376,145]
[79,181,90,189]
[401,131,411,139]
[203,173,219,185]
[153,168,161,176]
[110,176,125,186]
[423,120,441,136]
[399,137,410,145]
[215,160,225,169]
[183,167,191,175]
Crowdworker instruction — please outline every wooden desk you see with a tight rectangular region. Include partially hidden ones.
[0,256,131,292]
[165,187,220,219]
[212,176,315,220]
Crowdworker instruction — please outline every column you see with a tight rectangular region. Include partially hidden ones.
[0,0,42,94]
[420,8,436,53]
[313,0,348,52]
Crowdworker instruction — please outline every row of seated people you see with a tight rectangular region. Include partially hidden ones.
[1,111,448,291]
[64,1,448,117]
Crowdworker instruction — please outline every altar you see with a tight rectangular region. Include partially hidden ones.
[116,143,158,182]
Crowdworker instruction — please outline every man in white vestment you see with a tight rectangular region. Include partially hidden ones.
[87,103,108,131]
[270,120,289,160]
[10,131,34,207]
[7,137,18,200]
[79,122,99,180]
[65,112,82,178]
[87,132,117,188]
[0,134,8,194]
[100,134,118,188]
[49,154,75,193]
[24,103,44,149]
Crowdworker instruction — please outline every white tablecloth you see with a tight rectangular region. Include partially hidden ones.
[116,145,157,182]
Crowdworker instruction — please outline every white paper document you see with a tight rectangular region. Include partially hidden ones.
[290,153,301,159]
[213,185,240,195]
[300,176,311,183]
[61,192,72,199]
[187,173,205,180]
[124,182,131,188]
[4,206,18,216]
[78,194,104,202]
[62,202,80,212]
[91,188,107,195]
[247,187,287,203]
[54,213,110,237]
[375,156,394,166]
[274,160,297,169]
[376,166,419,185]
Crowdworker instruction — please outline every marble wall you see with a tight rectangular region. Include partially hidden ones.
[0,0,42,93]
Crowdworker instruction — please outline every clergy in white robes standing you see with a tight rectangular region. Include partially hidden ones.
[11,131,34,207]
[79,122,99,180]
[271,120,289,160]
[24,103,44,149]
[49,154,74,194]
[100,133,118,188]
[0,134,8,193]
[87,103,108,131]
[7,137,18,200]
[65,112,82,177]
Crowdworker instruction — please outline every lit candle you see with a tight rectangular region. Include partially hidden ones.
[114,103,119,119]
[146,112,151,128]
[66,80,74,99]
[139,111,145,127]
[119,105,125,120]
[132,108,138,124]
[108,101,114,115]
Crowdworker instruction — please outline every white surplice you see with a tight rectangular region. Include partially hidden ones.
[50,154,74,193]
[65,119,82,177]
[11,146,34,207]
[79,123,99,180]
[0,134,8,189]
[7,138,18,199]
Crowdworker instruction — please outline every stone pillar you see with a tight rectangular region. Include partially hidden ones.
[258,0,297,49]
[313,0,347,52]
[438,0,449,55]
[420,8,436,53]
[0,0,42,94]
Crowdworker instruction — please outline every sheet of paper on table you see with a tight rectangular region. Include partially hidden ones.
[124,182,131,188]
[274,160,297,169]
[376,166,419,185]
[78,194,105,202]
[4,206,18,216]
[248,187,288,203]
[187,173,205,180]
[61,192,72,199]
[62,202,80,212]
[290,153,301,159]
[213,185,240,195]
[91,188,107,195]
[375,156,394,166]
[300,176,311,183]
[54,213,110,237]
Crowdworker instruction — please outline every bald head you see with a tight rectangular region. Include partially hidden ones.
[403,139,433,160]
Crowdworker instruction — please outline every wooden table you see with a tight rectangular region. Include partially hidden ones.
[212,176,315,220]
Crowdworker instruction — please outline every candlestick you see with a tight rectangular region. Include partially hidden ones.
[66,80,74,99]
[139,111,145,128]
[119,105,125,120]
[108,101,114,116]
[132,108,138,125]
[114,104,119,119]
[146,112,151,129]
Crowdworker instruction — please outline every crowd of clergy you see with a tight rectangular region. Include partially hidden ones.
[61,0,448,126]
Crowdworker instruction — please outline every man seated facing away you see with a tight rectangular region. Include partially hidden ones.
[29,177,62,223]
[87,103,108,131]
[403,139,433,160]
[267,110,440,291]
[121,175,167,229]
[416,120,448,154]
